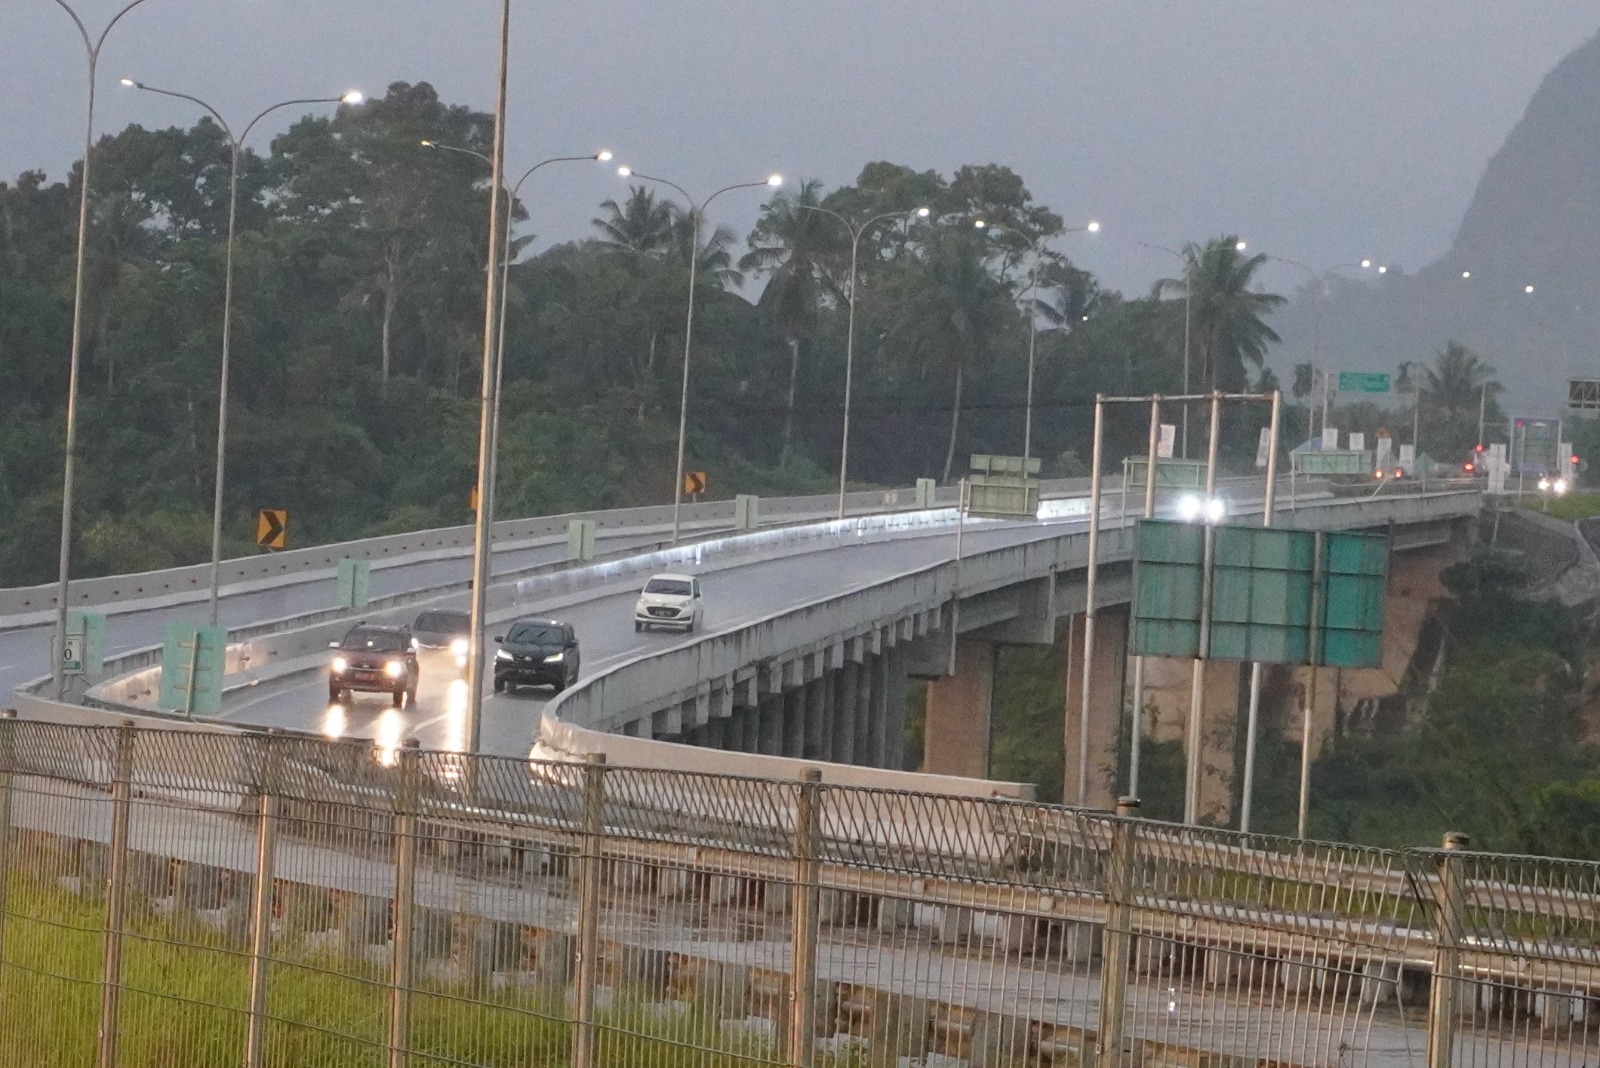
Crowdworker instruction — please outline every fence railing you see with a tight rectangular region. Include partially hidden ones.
[0,718,1592,1068]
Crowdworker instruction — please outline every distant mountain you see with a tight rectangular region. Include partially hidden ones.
[1272,28,1600,416]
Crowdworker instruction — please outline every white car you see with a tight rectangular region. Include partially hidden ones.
[634,573,702,633]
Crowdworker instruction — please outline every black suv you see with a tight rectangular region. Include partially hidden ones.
[328,624,420,706]
[493,618,580,693]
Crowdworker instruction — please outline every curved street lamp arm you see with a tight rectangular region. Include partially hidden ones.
[123,82,236,143]
[422,141,492,167]
[512,154,610,197]
[621,170,694,210]
[239,96,350,145]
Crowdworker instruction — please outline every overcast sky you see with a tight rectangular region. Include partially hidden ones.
[4,3,1596,296]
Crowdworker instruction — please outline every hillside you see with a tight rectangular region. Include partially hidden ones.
[1273,27,1600,415]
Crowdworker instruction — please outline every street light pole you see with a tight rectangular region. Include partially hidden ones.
[977,220,1099,467]
[46,0,162,699]
[124,82,362,627]
[464,0,512,755]
[617,169,782,544]
[795,204,930,518]
[1136,240,1193,459]
[422,142,612,541]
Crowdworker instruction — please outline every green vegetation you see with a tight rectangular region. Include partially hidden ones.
[0,81,1294,585]
[983,548,1600,859]
[0,878,785,1067]
[1539,494,1600,521]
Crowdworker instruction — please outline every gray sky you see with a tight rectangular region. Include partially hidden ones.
[4,2,1596,297]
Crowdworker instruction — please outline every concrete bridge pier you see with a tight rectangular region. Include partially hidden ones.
[1062,605,1129,809]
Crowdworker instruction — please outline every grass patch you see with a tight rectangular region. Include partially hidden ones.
[1534,493,1600,521]
[0,876,792,1067]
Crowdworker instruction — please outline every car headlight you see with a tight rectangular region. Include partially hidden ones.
[496,648,513,661]
[543,651,565,663]
[384,660,405,678]
[450,638,469,656]
[331,656,348,674]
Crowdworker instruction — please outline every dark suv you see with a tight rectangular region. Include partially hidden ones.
[328,624,419,706]
[493,618,580,693]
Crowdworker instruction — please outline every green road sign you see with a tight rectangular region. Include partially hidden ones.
[1337,371,1390,394]
[1130,520,1388,668]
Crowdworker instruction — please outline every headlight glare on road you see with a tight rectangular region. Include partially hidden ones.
[543,652,565,663]
[384,660,405,678]
[331,656,348,674]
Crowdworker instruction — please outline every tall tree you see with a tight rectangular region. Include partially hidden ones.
[741,179,840,466]
[1160,236,1285,392]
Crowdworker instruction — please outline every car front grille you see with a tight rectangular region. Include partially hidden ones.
[647,606,680,618]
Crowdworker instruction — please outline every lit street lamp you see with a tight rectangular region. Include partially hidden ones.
[793,203,930,518]
[974,218,1099,468]
[123,80,363,627]
[616,167,783,543]
[420,141,612,539]
[46,0,163,699]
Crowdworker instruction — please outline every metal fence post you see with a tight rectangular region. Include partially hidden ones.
[244,732,281,1068]
[97,721,137,1068]
[388,739,422,1068]
[1096,797,1139,1068]
[0,710,16,977]
[1426,831,1469,1068]
[573,753,608,1068]
[788,769,822,1068]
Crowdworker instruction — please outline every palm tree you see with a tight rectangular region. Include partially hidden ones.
[1423,341,1498,419]
[1159,236,1286,392]
[1422,341,1501,458]
[591,186,675,256]
[740,180,841,466]
[883,227,1011,481]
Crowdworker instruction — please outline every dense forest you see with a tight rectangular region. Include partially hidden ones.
[0,81,1298,585]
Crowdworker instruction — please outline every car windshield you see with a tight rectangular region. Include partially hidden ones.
[644,578,692,596]
[414,611,469,634]
[506,623,564,645]
[341,629,406,653]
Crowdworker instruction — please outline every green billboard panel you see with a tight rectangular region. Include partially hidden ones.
[1130,520,1389,668]
[1130,520,1205,658]
[1208,527,1315,663]
[159,623,228,717]
[1319,531,1388,668]
[336,558,372,609]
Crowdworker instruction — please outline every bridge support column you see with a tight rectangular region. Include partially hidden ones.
[804,676,831,761]
[882,647,908,771]
[853,656,875,764]
[758,695,785,756]
[1063,606,1128,809]
[921,638,995,779]
[832,662,859,764]
[1195,660,1241,826]
[782,687,806,758]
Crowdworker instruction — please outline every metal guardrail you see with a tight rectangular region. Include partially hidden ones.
[0,719,1590,1068]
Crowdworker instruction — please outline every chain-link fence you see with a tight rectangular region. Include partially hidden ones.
[0,718,1593,1068]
